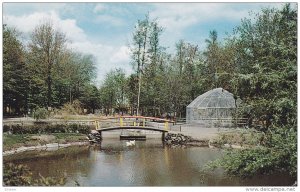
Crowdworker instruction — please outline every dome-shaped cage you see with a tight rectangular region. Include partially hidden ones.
[186,88,238,127]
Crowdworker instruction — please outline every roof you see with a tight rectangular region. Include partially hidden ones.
[187,88,236,109]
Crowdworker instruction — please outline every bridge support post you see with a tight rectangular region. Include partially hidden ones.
[162,132,166,141]
[98,131,102,140]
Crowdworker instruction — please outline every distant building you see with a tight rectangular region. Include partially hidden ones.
[186,88,240,127]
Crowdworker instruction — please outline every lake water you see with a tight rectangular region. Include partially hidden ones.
[3,139,294,186]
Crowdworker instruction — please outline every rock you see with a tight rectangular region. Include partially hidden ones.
[16,146,27,153]
[31,135,56,143]
[224,143,231,148]
[87,132,102,143]
[164,133,191,146]
[231,144,243,149]
[46,143,59,148]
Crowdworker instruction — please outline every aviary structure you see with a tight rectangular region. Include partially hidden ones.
[186,88,239,127]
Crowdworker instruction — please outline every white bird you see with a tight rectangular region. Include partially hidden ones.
[126,140,136,147]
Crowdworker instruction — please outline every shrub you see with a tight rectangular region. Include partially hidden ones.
[11,124,24,134]
[59,100,83,115]
[208,127,297,179]
[4,124,92,135]
[77,125,91,134]
[3,125,11,132]
[3,163,66,186]
[33,107,49,121]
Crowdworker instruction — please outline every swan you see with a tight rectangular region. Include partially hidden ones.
[126,140,136,147]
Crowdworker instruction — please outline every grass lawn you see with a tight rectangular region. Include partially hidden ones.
[3,133,88,151]
[211,128,265,148]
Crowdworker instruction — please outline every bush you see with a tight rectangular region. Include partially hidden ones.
[208,127,297,179]
[33,107,49,121]
[4,124,92,135]
[77,124,91,134]
[3,125,11,132]
[59,100,83,115]
[3,163,66,186]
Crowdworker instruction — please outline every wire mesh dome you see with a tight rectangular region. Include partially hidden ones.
[186,88,237,127]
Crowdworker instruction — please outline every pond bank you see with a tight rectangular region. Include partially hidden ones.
[3,126,261,155]
[3,141,89,156]
[3,133,88,153]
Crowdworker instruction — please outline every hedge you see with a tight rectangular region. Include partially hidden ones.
[3,124,92,135]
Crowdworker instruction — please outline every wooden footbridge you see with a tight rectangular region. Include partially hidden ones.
[94,116,174,140]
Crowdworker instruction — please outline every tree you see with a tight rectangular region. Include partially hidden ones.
[140,19,165,116]
[213,4,297,178]
[130,15,169,116]
[164,40,202,118]
[80,85,100,114]
[3,25,28,115]
[203,30,222,89]
[235,4,297,129]
[130,14,150,115]
[100,69,128,115]
[27,21,67,108]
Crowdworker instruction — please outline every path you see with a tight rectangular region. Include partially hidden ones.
[170,124,234,140]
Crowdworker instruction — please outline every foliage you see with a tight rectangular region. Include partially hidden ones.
[3,163,66,186]
[99,68,128,115]
[80,84,101,113]
[27,21,67,108]
[3,20,97,115]
[129,14,166,116]
[210,127,296,178]
[59,99,84,115]
[234,4,297,129]
[33,107,49,121]
[209,4,297,179]
[3,124,91,134]
[210,130,296,178]
[3,25,28,116]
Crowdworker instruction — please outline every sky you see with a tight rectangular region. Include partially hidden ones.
[2,1,290,85]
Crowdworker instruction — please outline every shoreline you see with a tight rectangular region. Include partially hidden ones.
[3,127,252,156]
[3,132,212,156]
[3,141,90,156]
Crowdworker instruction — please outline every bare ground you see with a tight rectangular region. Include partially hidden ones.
[170,124,234,140]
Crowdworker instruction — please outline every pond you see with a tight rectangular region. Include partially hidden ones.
[3,139,294,186]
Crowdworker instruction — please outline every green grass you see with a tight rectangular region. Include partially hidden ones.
[51,133,87,143]
[3,133,88,151]
[3,134,30,150]
[211,129,265,147]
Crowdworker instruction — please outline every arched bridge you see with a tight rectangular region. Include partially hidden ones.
[98,126,169,133]
[93,116,174,140]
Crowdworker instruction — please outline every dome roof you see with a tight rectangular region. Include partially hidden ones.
[187,88,236,109]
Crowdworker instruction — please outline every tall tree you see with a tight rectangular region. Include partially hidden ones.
[235,4,297,129]
[100,68,127,115]
[27,21,66,108]
[215,4,297,178]
[3,25,27,115]
[167,40,201,117]
[140,19,164,116]
[203,30,221,89]
[130,15,150,115]
[80,84,101,114]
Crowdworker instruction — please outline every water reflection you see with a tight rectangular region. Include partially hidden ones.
[3,139,294,186]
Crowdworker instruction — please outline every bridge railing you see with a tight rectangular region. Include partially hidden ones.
[95,116,174,131]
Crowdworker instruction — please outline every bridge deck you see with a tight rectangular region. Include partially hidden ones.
[96,126,169,132]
